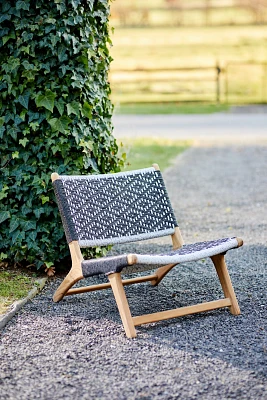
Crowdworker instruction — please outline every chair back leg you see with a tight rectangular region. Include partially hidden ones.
[152,227,184,286]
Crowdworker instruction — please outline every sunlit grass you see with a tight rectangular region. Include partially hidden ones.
[114,102,229,114]
[110,26,267,64]
[109,25,267,106]
[0,271,37,315]
[120,138,190,171]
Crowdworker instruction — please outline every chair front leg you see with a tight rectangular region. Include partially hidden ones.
[53,241,84,302]
[53,268,83,302]
[211,254,241,315]
[108,273,137,338]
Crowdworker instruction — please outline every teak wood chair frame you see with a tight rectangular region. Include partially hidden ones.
[51,164,243,338]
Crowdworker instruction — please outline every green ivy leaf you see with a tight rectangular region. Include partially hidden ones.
[67,101,80,116]
[0,14,11,24]
[9,217,20,233]
[18,93,30,109]
[2,31,16,45]
[12,229,25,244]
[29,121,39,131]
[9,127,18,141]
[82,102,92,118]
[28,231,37,242]
[55,100,65,116]
[19,138,29,147]
[58,45,67,62]
[21,70,36,81]
[46,18,56,24]
[21,45,30,54]
[33,208,45,219]
[35,90,56,112]
[19,110,27,121]
[0,186,9,201]
[12,151,19,159]
[3,57,20,73]
[41,196,50,204]
[3,36,11,45]
[44,261,54,268]
[87,49,96,59]
[23,220,36,231]
[0,211,11,224]
[16,1,30,11]
[48,116,72,133]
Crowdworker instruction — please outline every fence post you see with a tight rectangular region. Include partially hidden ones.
[224,64,228,104]
[216,63,221,103]
[263,63,267,104]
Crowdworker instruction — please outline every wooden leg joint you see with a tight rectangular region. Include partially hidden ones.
[151,263,178,286]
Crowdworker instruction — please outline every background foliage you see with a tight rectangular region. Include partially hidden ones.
[0,0,121,270]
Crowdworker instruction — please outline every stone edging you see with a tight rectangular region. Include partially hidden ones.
[0,277,48,330]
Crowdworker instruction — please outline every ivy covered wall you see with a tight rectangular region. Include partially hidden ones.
[0,0,121,270]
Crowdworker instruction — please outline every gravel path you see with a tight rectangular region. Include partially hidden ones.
[1,145,267,400]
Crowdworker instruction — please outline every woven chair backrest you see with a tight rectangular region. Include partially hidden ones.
[53,167,178,247]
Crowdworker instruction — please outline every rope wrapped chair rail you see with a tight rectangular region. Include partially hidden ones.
[81,237,242,278]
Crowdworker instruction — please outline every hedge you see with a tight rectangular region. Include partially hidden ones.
[0,0,122,270]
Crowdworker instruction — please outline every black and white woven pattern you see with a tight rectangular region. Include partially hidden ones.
[79,237,239,277]
[53,168,178,246]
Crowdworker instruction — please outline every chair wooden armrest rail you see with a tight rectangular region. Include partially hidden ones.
[51,164,243,338]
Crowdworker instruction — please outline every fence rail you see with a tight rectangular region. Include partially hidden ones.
[109,62,267,104]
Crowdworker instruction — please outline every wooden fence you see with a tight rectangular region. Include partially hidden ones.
[109,62,267,104]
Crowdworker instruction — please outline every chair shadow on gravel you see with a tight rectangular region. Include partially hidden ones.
[122,243,266,378]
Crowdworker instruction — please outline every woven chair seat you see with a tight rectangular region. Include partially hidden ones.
[81,237,239,278]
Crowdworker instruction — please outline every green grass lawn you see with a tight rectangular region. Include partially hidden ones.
[115,102,229,114]
[120,138,190,171]
[0,270,38,315]
[109,25,267,107]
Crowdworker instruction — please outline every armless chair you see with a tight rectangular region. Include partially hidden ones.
[51,164,242,338]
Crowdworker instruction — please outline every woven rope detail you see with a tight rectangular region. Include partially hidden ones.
[82,255,129,278]
[135,237,238,264]
[60,167,155,180]
[58,169,178,246]
[79,229,175,247]
[79,237,239,278]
